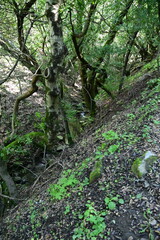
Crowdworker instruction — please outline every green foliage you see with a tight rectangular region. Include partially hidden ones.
[28,200,47,240]
[127,113,136,121]
[102,130,119,141]
[96,130,120,156]
[108,144,119,154]
[147,78,160,89]
[34,112,46,132]
[48,170,79,200]
[136,193,142,199]
[104,195,124,210]
[62,101,77,121]
[95,151,105,160]
[120,132,138,145]
[0,132,47,163]
[139,208,155,240]
[73,201,106,240]
[64,204,71,215]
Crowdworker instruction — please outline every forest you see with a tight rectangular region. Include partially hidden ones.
[0,0,160,239]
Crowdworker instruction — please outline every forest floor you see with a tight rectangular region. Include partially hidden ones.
[0,60,160,240]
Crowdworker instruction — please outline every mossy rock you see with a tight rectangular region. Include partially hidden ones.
[0,132,47,162]
[131,151,158,178]
[89,160,102,184]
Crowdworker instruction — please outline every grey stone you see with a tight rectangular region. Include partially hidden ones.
[149,218,157,226]
[131,151,158,178]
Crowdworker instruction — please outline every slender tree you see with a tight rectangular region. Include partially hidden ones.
[45,0,67,147]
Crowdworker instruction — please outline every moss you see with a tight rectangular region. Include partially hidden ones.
[145,155,157,170]
[131,157,144,178]
[131,151,157,178]
[89,160,102,184]
[0,132,47,162]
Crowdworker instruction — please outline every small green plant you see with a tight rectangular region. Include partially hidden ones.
[62,101,77,121]
[147,78,160,89]
[64,204,71,215]
[104,195,124,210]
[28,201,41,240]
[73,201,106,240]
[48,170,79,200]
[98,142,107,150]
[34,112,46,132]
[102,130,118,141]
[139,208,155,240]
[96,130,120,156]
[121,132,138,145]
[142,125,151,141]
[127,113,136,121]
[108,144,119,154]
[136,193,143,199]
[95,151,106,160]
[0,132,46,162]
[153,119,160,125]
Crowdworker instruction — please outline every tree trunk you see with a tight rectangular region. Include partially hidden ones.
[119,30,138,92]
[45,0,67,147]
[0,159,17,200]
[70,0,134,115]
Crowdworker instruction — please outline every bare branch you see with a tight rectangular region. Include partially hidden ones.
[0,192,25,201]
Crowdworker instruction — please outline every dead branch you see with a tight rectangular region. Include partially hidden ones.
[0,192,25,201]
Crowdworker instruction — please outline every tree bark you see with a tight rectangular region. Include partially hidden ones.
[13,0,39,70]
[0,158,17,199]
[70,0,134,115]
[45,0,67,147]
[119,30,138,92]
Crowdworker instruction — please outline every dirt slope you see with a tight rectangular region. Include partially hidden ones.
[0,69,160,240]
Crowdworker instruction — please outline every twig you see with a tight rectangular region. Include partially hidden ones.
[17,164,38,177]
[0,192,25,201]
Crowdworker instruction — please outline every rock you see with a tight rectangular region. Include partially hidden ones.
[131,151,158,178]
[89,160,102,184]
[149,218,157,226]
[128,236,133,240]
[144,180,149,188]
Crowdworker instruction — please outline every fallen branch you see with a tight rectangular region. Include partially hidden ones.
[0,192,25,201]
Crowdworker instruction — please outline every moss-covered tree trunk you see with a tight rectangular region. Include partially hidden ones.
[45,0,67,147]
[79,63,96,116]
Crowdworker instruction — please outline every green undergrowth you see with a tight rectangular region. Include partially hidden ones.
[47,76,159,239]
[1,71,159,240]
[0,131,47,163]
[125,57,159,87]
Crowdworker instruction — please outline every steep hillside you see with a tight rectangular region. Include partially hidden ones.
[0,67,160,240]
